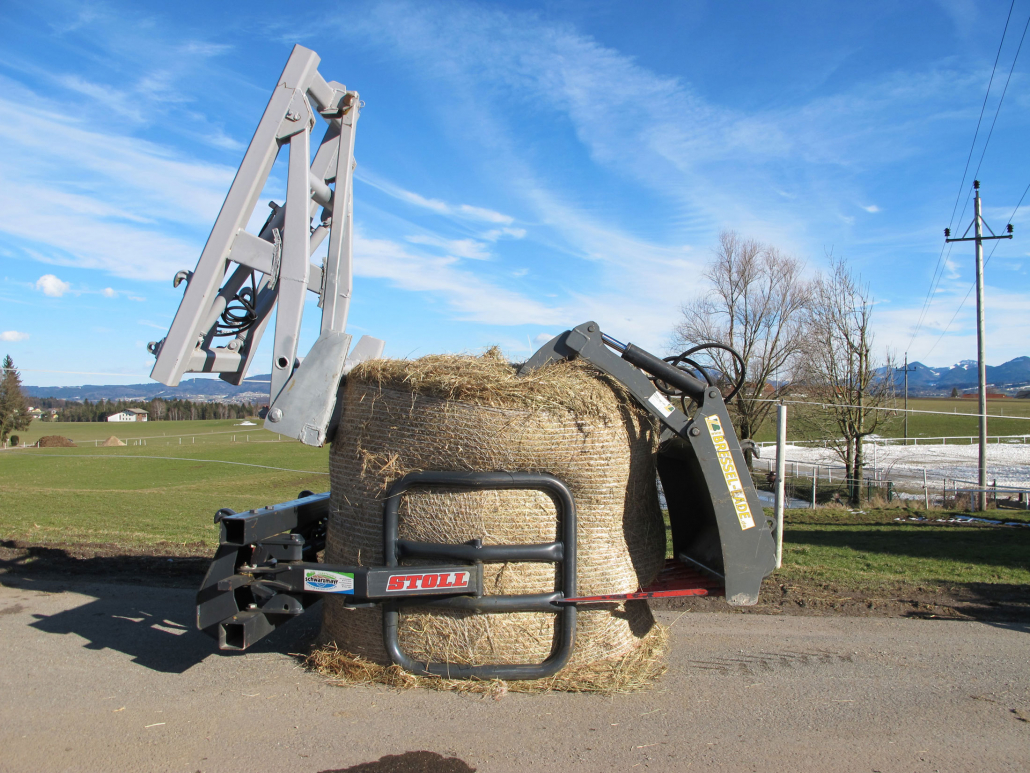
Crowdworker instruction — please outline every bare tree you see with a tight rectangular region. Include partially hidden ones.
[673,231,811,466]
[796,256,895,504]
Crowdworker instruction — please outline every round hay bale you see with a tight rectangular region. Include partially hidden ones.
[322,350,666,680]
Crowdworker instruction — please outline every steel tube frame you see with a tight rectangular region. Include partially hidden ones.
[381,470,578,680]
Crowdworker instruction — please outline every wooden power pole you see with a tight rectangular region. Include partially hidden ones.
[945,181,1013,510]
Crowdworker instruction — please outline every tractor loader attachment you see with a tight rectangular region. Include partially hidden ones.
[147,45,383,447]
[198,473,579,679]
[519,322,777,605]
[152,44,774,671]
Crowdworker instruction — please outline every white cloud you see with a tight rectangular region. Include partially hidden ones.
[355,232,566,326]
[36,274,71,297]
[357,169,515,225]
[0,331,29,342]
[457,204,512,224]
[484,227,527,241]
[863,205,881,213]
[102,287,118,298]
[406,234,491,260]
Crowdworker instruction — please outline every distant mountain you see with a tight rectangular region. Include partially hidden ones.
[881,356,1030,394]
[23,375,272,403]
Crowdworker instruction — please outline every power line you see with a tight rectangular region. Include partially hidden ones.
[910,0,1017,351]
[921,178,1030,359]
[973,11,1030,181]
[947,0,1015,230]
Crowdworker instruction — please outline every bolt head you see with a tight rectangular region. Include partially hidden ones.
[709,389,719,399]
[268,408,283,423]
[689,427,701,437]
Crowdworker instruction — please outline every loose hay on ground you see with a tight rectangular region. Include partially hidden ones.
[307,621,670,695]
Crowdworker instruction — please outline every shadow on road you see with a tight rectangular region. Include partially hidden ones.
[319,751,476,773]
[1,541,320,674]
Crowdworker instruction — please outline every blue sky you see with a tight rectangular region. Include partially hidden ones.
[3,0,1030,387]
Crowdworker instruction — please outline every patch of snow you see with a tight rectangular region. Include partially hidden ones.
[765,442,1030,489]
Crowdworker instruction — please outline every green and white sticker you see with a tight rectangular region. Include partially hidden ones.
[303,569,355,594]
[647,390,676,417]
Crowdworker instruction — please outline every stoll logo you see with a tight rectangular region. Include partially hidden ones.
[385,571,470,592]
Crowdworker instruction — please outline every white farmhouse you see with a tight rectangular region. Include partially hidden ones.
[106,408,149,422]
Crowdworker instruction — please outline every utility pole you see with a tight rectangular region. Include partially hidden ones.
[895,353,917,441]
[945,180,1013,510]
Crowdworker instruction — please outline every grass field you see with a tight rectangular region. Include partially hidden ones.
[778,518,1030,590]
[654,506,1030,590]
[752,397,1030,443]
[1,420,329,549]
[4,419,1028,600]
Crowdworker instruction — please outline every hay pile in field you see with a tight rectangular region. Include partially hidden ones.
[36,436,75,448]
[102,436,125,447]
[317,349,668,689]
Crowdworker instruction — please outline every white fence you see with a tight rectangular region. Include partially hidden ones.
[756,434,1030,448]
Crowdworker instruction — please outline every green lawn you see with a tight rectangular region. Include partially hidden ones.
[778,523,1030,589]
[663,507,1030,591]
[1,420,330,549]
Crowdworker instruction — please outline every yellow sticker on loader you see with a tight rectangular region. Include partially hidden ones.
[704,415,755,530]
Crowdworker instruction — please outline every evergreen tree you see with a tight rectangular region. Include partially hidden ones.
[0,356,31,447]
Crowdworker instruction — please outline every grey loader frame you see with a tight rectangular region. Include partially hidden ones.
[148,45,383,447]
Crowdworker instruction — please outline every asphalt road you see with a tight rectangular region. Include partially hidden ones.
[0,579,1027,773]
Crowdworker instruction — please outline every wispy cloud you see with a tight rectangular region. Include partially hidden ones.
[357,168,514,224]
[356,232,566,326]
[406,234,491,260]
[0,77,235,280]
[330,2,990,353]
[483,227,526,241]
[0,331,30,342]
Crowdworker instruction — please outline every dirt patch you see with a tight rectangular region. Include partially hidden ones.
[0,539,209,588]
[652,577,1030,622]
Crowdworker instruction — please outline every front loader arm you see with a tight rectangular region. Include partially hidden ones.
[519,321,776,605]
